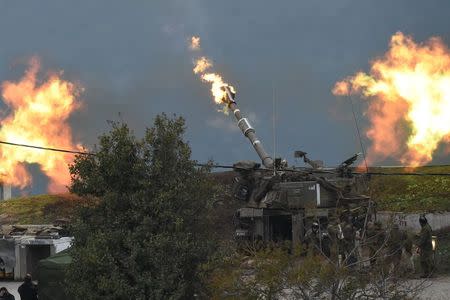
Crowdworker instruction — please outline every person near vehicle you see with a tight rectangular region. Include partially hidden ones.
[365,221,385,266]
[0,287,15,300]
[417,215,433,278]
[342,216,357,266]
[304,222,331,257]
[18,274,38,300]
[304,222,321,255]
[386,223,405,268]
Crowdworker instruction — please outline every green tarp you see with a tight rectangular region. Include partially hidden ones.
[36,249,73,300]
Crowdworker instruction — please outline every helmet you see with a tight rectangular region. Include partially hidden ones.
[419,215,428,225]
[312,222,319,232]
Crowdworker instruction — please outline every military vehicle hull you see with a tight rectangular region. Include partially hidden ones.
[218,86,374,248]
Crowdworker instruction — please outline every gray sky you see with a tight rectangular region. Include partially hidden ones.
[1,0,450,193]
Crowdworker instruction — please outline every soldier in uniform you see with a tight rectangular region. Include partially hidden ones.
[304,222,321,256]
[386,223,404,268]
[417,215,433,277]
[342,216,357,266]
[304,222,331,257]
[365,221,379,266]
[403,231,414,271]
[321,229,331,258]
[327,222,340,259]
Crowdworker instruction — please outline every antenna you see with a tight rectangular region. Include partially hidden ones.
[349,94,369,173]
[272,82,277,175]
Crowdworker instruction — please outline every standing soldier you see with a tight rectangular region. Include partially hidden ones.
[304,222,321,256]
[321,229,332,258]
[386,223,404,268]
[342,216,356,266]
[18,274,38,300]
[403,231,414,271]
[327,222,340,259]
[417,215,433,278]
[304,222,331,257]
[365,221,384,266]
[365,221,377,265]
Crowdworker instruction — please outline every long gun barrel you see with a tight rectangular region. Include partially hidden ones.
[221,86,274,169]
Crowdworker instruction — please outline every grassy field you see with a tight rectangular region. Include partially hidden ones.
[369,165,450,212]
[0,194,89,224]
[0,165,449,225]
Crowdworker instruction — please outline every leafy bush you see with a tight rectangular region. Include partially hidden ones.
[65,115,220,299]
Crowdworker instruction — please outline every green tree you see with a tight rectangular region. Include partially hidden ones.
[66,114,219,299]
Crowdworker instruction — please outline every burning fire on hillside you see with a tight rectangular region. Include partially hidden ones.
[334,32,450,166]
[0,57,83,192]
[189,36,236,113]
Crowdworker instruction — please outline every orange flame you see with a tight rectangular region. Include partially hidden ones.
[201,73,236,106]
[193,57,212,74]
[190,36,201,51]
[333,32,450,166]
[189,36,236,112]
[0,57,83,192]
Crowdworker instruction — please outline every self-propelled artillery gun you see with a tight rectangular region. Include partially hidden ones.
[219,86,373,247]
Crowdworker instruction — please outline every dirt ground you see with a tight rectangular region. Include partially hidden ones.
[0,281,20,299]
[1,277,449,299]
[414,276,450,300]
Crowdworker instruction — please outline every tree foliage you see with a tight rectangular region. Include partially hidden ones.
[66,114,219,299]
